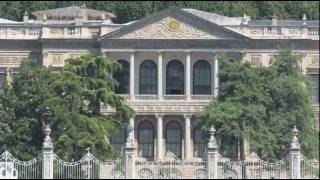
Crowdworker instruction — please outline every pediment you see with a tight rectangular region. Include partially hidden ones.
[119,16,216,39]
[100,7,247,40]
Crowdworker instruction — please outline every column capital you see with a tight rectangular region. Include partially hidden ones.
[185,50,192,55]
[156,50,163,55]
[184,114,192,119]
[155,113,164,119]
[129,50,136,55]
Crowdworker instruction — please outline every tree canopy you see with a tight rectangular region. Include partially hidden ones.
[201,49,319,161]
[0,52,133,161]
[0,1,318,23]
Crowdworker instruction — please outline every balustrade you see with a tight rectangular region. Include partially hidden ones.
[0,25,41,39]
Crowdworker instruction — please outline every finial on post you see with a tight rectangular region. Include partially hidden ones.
[208,125,217,149]
[302,14,307,26]
[43,124,53,149]
[291,126,300,150]
[126,130,135,148]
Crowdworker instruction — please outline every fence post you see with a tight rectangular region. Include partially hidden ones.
[289,126,301,179]
[42,125,54,179]
[125,127,136,179]
[207,126,218,179]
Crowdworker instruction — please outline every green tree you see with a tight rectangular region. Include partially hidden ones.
[0,1,318,23]
[201,49,318,161]
[0,52,133,161]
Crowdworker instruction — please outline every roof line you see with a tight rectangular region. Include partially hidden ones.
[99,6,250,40]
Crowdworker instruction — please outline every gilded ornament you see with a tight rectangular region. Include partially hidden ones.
[167,20,180,32]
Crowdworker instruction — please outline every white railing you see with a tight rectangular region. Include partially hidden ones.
[117,94,129,101]
[163,95,186,101]
[135,95,158,101]
[135,159,207,179]
[301,155,319,179]
[191,95,214,101]
[53,152,124,179]
[217,153,290,179]
[0,151,42,179]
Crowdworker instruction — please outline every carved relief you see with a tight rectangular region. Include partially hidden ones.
[0,56,26,65]
[308,55,319,66]
[51,54,63,66]
[120,17,213,39]
[102,103,206,114]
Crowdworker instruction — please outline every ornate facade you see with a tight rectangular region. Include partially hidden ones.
[0,6,319,161]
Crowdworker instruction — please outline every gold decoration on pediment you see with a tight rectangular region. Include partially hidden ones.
[120,17,210,39]
[167,20,180,32]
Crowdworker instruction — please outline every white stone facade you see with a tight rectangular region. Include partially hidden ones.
[0,6,319,160]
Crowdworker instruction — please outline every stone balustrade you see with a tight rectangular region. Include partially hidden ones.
[0,25,41,39]
[191,95,214,101]
[135,95,159,101]
[163,95,186,101]
[42,25,100,39]
[243,26,319,39]
[0,23,318,40]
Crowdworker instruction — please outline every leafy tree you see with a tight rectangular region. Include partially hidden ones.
[0,1,318,23]
[201,49,318,161]
[0,52,133,161]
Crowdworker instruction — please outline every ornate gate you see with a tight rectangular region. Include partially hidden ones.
[135,155,207,179]
[217,153,290,179]
[0,151,42,179]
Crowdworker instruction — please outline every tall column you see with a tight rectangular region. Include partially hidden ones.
[184,114,192,160]
[185,51,191,101]
[156,114,163,160]
[213,54,219,98]
[129,51,135,100]
[157,51,163,100]
[5,67,11,83]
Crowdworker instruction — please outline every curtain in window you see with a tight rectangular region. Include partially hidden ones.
[166,121,182,158]
[0,73,5,86]
[193,129,207,158]
[114,60,129,94]
[193,60,211,95]
[110,128,126,154]
[138,121,154,159]
[166,60,184,94]
[140,60,157,94]
[309,74,320,102]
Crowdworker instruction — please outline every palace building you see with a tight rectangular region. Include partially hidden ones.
[0,6,319,161]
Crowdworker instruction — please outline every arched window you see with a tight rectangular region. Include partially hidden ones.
[193,60,211,95]
[114,60,129,94]
[193,129,207,158]
[110,128,126,154]
[166,121,182,158]
[140,60,157,94]
[138,121,154,159]
[166,60,184,94]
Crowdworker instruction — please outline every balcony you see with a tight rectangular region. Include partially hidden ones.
[0,25,41,39]
[42,25,100,39]
[101,94,215,115]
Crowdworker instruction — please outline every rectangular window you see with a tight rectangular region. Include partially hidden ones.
[309,74,319,102]
[250,55,262,67]
[0,73,6,86]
